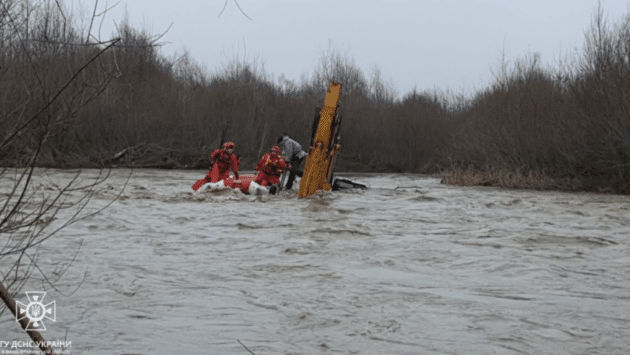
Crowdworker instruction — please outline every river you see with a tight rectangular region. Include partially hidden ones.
[1,168,629,354]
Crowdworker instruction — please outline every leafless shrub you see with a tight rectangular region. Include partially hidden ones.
[566,4,630,192]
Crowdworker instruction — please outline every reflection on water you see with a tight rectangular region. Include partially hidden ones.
[2,169,629,354]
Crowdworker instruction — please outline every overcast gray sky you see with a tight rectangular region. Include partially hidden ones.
[82,0,630,98]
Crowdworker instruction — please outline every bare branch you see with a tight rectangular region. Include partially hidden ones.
[218,0,252,20]
[233,0,253,20]
[86,0,98,45]
[218,0,229,18]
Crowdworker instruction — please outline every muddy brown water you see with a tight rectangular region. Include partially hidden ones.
[2,169,629,354]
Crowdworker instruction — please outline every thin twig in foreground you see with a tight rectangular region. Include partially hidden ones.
[237,340,256,355]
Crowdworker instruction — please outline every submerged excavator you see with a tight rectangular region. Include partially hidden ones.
[297,81,368,197]
[193,81,367,197]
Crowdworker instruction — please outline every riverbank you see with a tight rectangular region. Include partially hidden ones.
[439,168,620,194]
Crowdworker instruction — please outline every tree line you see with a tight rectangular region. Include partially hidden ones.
[2,1,629,194]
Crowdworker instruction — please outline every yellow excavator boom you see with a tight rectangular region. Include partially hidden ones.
[298,82,343,198]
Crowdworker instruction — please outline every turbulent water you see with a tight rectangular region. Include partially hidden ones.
[2,168,629,354]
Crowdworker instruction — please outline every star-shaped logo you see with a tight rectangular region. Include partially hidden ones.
[16,291,56,331]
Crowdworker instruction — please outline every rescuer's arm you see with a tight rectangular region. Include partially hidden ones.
[255,155,265,171]
[279,159,287,171]
[210,149,220,163]
[231,155,240,179]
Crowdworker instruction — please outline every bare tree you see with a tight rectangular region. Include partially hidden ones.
[310,43,369,97]
[0,0,158,353]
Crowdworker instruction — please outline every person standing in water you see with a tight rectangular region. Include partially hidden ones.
[276,135,307,189]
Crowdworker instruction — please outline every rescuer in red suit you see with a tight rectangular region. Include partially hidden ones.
[254,146,287,186]
[207,141,240,182]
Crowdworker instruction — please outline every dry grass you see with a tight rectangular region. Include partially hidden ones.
[441,168,587,192]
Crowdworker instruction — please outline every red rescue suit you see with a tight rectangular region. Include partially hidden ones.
[192,141,240,191]
[254,149,287,186]
[208,148,239,182]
